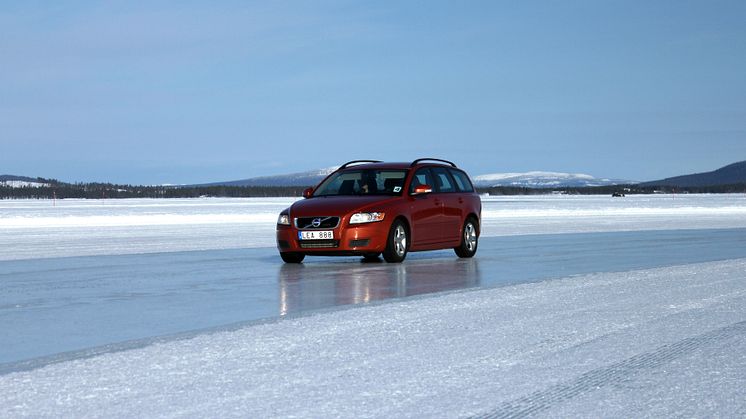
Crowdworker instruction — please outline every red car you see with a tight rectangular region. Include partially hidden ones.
[276,158,481,263]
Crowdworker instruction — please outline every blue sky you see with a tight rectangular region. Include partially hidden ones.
[1,1,745,184]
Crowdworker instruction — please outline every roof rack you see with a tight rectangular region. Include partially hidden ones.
[339,160,382,170]
[410,158,457,168]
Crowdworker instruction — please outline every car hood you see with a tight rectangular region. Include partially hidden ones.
[290,195,397,217]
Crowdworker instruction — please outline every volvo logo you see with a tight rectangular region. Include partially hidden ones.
[311,218,322,228]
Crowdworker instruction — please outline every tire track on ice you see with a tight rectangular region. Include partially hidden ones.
[473,320,746,419]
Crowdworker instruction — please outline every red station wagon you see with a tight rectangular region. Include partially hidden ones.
[276,158,482,263]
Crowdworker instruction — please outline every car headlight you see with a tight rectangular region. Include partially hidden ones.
[277,214,291,225]
[349,212,385,224]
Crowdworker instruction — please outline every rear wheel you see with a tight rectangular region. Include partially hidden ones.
[280,252,305,263]
[454,218,478,258]
[383,220,408,263]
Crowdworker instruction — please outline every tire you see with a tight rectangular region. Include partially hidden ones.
[280,252,305,263]
[383,220,408,263]
[362,253,381,262]
[454,218,478,258]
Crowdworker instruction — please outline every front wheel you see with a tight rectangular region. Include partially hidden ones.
[280,252,305,263]
[383,220,408,263]
[454,218,478,258]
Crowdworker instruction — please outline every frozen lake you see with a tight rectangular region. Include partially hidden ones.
[1,195,746,416]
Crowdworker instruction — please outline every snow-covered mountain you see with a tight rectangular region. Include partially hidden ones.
[0,175,50,188]
[203,167,340,187]
[472,171,635,188]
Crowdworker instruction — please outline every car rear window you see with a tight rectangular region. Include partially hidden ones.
[449,169,474,192]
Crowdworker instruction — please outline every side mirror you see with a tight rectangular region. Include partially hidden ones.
[411,184,433,196]
[302,187,314,199]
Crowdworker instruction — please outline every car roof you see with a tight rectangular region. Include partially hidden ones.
[339,162,410,170]
[338,160,461,171]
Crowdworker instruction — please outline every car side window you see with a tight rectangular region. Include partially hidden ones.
[449,169,474,192]
[431,167,456,193]
[409,168,434,193]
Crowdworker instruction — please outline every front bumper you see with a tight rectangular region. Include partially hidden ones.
[276,220,390,255]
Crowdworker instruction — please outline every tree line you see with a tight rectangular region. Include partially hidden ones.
[0,182,308,199]
[2,181,745,199]
[478,184,746,195]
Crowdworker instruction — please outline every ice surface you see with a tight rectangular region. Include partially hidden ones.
[2,194,746,261]
[5,228,745,365]
[2,259,745,417]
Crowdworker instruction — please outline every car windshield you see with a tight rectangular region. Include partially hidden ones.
[314,169,408,196]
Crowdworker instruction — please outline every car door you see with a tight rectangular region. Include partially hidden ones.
[430,167,462,242]
[408,168,443,246]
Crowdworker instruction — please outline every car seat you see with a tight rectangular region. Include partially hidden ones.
[338,179,355,195]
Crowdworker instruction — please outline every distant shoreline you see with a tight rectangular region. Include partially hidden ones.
[2,183,746,200]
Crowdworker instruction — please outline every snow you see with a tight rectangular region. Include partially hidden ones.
[315,166,340,176]
[2,194,745,261]
[0,180,49,188]
[471,171,633,187]
[479,194,746,237]
[2,258,745,417]
[475,170,596,181]
[0,198,298,260]
[0,213,276,229]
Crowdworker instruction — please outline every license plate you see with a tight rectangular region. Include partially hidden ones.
[298,230,334,240]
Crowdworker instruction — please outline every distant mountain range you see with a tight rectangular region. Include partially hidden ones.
[208,161,744,189]
[199,167,339,187]
[203,169,635,189]
[642,161,746,187]
[472,171,634,188]
[4,160,745,190]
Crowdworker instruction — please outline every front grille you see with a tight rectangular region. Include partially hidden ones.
[299,240,339,249]
[295,216,340,229]
[349,239,370,247]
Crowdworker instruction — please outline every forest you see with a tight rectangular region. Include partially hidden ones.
[2,181,746,199]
